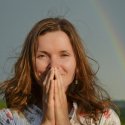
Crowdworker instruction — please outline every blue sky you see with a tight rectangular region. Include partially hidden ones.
[0,0,125,100]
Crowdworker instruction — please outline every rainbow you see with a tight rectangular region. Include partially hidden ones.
[90,0,125,71]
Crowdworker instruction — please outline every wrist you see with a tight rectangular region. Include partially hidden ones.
[41,120,53,125]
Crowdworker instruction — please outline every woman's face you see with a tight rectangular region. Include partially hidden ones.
[35,31,76,91]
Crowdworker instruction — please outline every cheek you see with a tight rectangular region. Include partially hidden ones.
[63,60,76,91]
[66,59,76,73]
[63,59,76,80]
[35,59,48,76]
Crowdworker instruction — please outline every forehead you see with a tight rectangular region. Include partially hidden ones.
[37,31,73,51]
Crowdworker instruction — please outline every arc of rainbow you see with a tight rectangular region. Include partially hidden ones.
[91,0,125,72]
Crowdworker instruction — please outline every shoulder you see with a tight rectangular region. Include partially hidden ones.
[100,108,121,125]
[71,103,121,125]
[0,108,30,125]
[0,108,14,124]
[24,104,43,124]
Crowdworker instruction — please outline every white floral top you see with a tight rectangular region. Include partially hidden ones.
[0,102,121,125]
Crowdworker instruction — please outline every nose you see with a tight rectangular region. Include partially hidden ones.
[48,56,59,68]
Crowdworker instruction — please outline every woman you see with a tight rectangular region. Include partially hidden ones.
[0,17,121,125]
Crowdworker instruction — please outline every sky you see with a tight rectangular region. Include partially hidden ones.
[0,0,125,100]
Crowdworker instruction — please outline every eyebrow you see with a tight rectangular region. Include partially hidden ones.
[38,51,49,54]
[59,50,70,53]
[38,50,70,54]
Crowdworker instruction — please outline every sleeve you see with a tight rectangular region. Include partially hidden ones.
[100,109,121,125]
[0,109,15,125]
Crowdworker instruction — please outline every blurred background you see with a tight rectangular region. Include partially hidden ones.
[0,0,125,123]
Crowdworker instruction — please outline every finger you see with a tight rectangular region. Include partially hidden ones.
[40,65,50,83]
[56,68,64,91]
[57,69,66,100]
[43,80,55,124]
[42,69,51,86]
[42,68,53,104]
[48,79,54,104]
[45,68,54,93]
[43,79,54,106]
[54,79,59,106]
[45,68,54,94]
[55,68,66,100]
[54,68,62,99]
[42,69,51,99]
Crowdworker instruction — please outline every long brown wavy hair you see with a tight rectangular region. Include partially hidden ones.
[0,17,114,122]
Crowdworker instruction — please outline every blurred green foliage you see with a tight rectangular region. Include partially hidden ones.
[0,100,6,109]
[120,108,125,125]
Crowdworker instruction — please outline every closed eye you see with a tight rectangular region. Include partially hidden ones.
[36,51,49,59]
[60,54,70,57]
[37,54,47,58]
[60,51,71,57]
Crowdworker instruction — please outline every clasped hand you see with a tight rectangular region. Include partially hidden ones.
[41,67,71,125]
